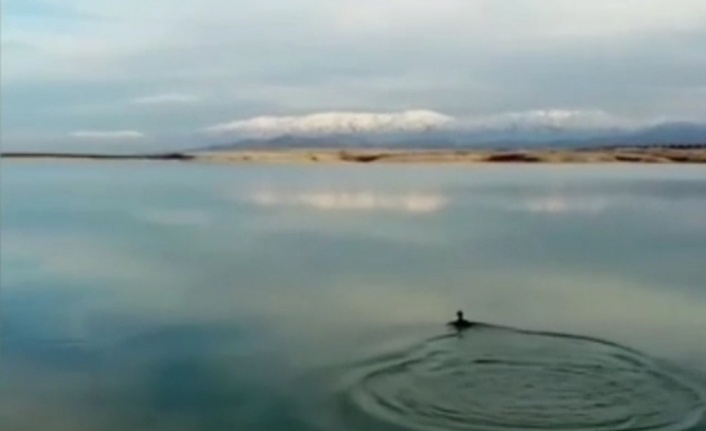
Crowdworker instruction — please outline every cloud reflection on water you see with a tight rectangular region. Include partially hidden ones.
[2,232,173,285]
[524,196,610,214]
[250,190,448,214]
[514,191,706,219]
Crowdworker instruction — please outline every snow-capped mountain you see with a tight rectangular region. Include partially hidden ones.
[202,110,706,150]
[206,110,453,136]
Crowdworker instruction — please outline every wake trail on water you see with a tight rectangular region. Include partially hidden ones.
[317,324,706,431]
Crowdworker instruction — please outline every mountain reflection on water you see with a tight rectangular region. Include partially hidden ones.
[1,163,705,431]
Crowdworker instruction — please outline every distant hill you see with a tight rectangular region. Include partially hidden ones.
[201,121,706,151]
[619,122,706,145]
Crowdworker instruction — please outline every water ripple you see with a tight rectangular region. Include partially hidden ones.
[328,325,706,431]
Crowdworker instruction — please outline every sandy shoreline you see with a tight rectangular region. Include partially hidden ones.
[195,148,706,164]
[3,148,706,164]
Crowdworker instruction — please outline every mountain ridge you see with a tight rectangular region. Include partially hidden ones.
[202,121,706,151]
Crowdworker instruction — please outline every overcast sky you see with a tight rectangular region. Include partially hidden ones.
[2,0,706,150]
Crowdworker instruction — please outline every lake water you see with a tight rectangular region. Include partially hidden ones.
[2,162,705,431]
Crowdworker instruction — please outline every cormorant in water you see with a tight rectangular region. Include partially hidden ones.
[448,310,474,330]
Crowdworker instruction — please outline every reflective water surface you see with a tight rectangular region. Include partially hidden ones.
[2,163,705,430]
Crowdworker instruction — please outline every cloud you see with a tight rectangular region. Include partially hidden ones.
[250,190,448,214]
[206,110,453,136]
[3,0,706,150]
[69,130,144,140]
[130,93,200,105]
[458,109,635,131]
[330,0,706,40]
[205,108,638,138]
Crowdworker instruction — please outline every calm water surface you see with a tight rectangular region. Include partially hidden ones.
[2,162,705,430]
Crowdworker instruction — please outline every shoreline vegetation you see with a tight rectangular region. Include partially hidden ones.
[2,147,706,164]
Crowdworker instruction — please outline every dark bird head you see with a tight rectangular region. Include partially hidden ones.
[456,310,464,320]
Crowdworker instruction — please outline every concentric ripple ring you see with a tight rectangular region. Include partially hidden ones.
[331,325,706,431]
